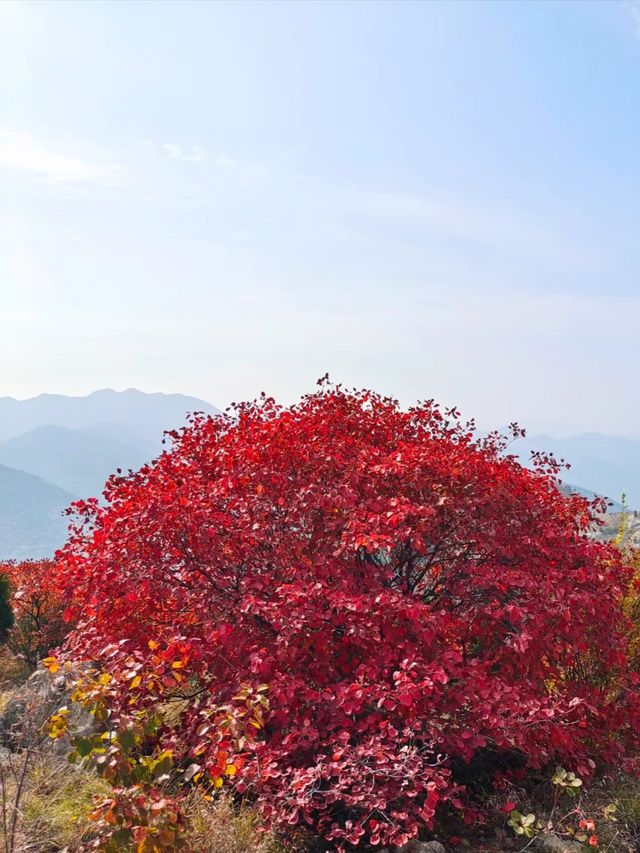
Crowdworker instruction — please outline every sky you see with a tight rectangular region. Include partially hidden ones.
[2,0,640,435]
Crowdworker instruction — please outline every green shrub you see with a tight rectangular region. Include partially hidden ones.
[0,573,14,644]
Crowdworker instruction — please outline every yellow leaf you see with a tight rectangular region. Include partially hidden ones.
[225,763,237,776]
[130,675,141,689]
[214,776,223,788]
[148,639,159,650]
[43,657,59,674]
[171,660,185,670]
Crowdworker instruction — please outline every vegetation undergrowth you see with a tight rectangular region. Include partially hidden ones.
[183,794,292,853]
[18,755,110,852]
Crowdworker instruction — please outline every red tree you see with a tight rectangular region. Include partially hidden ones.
[2,560,70,667]
[55,384,640,847]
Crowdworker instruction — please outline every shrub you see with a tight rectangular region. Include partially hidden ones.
[0,573,14,644]
[54,383,640,849]
[620,544,640,672]
[1,560,71,668]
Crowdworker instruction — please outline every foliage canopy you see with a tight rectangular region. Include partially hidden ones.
[55,384,640,848]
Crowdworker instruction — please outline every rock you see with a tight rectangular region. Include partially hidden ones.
[0,664,95,754]
[383,842,447,853]
[533,833,588,853]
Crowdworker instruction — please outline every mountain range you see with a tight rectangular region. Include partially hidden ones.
[0,389,220,560]
[0,464,75,561]
[0,388,637,561]
[513,432,640,510]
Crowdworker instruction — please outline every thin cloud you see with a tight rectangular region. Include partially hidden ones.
[0,129,123,185]
[147,140,238,167]
[161,143,206,162]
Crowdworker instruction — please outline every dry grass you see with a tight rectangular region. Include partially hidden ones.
[19,755,109,852]
[584,773,640,852]
[0,752,108,853]
[0,652,31,691]
[184,794,296,853]
[0,755,300,853]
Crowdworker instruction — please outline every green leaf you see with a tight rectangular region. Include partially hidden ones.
[74,737,95,757]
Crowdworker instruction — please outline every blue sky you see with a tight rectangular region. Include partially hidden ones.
[2,0,640,434]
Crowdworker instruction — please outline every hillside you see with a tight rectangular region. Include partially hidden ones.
[559,481,623,512]
[515,432,640,508]
[0,463,75,560]
[0,389,222,558]
[0,425,148,499]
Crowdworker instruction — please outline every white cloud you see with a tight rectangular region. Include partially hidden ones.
[161,143,206,162]
[0,129,123,185]
[150,141,239,167]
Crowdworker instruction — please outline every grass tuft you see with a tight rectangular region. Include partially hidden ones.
[184,794,295,853]
[6,755,109,852]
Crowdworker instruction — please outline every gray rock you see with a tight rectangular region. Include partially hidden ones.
[385,842,447,853]
[533,833,588,853]
[0,664,95,754]
[415,844,447,853]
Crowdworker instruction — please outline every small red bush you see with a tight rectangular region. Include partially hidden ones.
[2,559,70,667]
[56,384,640,847]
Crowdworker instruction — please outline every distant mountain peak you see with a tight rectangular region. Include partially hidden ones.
[0,389,221,442]
[3,387,218,403]
[0,462,75,561]
[0,388,223,559]
[514,432,640,509]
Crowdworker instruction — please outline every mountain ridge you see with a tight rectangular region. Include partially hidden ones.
[0,388,221,559]
[0,462,76,561]
[514,431,640,508]
[0,425,148,499]
[0,388,221,444]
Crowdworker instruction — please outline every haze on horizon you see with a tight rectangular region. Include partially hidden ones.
[3,0,640,436]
